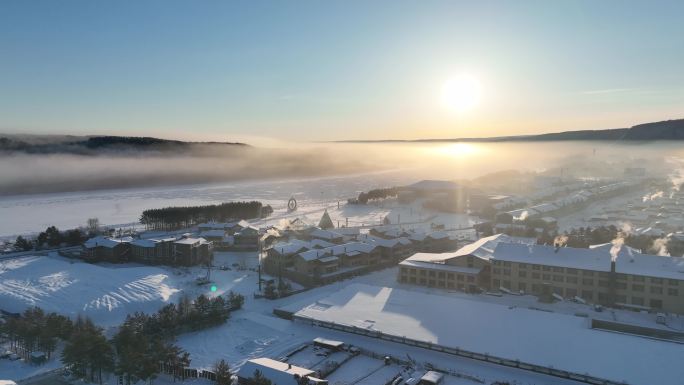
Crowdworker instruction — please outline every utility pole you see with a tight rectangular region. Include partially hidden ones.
[258,239,262,292]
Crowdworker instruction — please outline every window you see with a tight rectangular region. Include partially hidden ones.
[428,279,436,286]
[668,279,679,286]
[518,282,527,292]
[518,271,527,278]
[429,271,436,277]
[503,261,511,267]
[616,282,627,289]
[668,288,679,296]
[457,274,465,281]
[543,266,551,271]
[493,268,501,274]
[581,290,593,300]
[599,272,610,279]
[532,264,541,271]
[632,275,644,282]
[566,276,578,284]
[420,270,426,276]
[493,260,500,266]
[503,269,511,276]
[401,267,408,275]
[519,263,527,269]
[566,268,578,275]
[582,278,594,286]
[532,284,541,293]
[532,272,540,279]
[503,280,511,288]
[632,284,644,292]
[650,299,663,309]
[542,274,551,280]
[447,273,454,280]
[598,280,610,287]
[552,286,563,295]
[650,286,663,295]
[553,275,563,282]
[410,276,416,284]
[553,267,563,273]
[419,278,427,285]
[447,281,454,289]
[467,275,475,282]
[631,296,644,306]
[493,279,500,288]
[566,288,577,298]
[651,277,663,285]
[582,270,594,276]
[615,294,627,303]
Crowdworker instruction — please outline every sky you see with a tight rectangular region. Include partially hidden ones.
[1,0,683,142]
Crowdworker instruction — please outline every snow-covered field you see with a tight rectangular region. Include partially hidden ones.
[0,256,184,326]
[293,283,684,385]
[3,253,681,384]
[0,171,417,238]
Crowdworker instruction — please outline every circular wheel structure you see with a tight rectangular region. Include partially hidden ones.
[287,197,297,212]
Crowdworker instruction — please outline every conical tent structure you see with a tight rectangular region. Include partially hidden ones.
[318,209,334,229]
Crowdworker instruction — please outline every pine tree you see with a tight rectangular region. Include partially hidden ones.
[214,359,231,385]
[252,369,272,385]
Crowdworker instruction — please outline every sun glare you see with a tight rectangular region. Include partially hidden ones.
[441,74,482,112]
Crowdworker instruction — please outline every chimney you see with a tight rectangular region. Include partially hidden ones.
[611,260,616,273]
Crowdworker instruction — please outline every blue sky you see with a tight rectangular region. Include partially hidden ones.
[1,0,683,142]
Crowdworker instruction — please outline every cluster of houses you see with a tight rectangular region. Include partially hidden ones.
[398,233,684,314]
[264,225,461,287]
[198,219,260,251]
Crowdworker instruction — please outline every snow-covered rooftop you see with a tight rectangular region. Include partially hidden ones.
[84,236,132,249]
[237,358,316,385]
[494,243,684,280]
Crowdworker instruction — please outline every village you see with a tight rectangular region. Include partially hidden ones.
[2,169,684,385]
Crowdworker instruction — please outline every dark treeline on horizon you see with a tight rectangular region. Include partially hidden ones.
[140,201,272,230]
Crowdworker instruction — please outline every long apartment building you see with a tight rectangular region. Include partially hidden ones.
[399,234,684,314]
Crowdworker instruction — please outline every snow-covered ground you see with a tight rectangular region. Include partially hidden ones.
[3,252,681,384]
[293,283,684,385]
[0,256,184,326]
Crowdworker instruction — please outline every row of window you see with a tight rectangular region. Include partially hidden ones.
[492,260,680,286]
[491,280,666,309]
[400,276,476,290]
[400,268,475,282]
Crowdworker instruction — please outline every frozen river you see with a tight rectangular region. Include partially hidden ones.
[0,170,416,238]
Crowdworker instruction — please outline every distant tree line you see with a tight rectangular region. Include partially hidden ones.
[13,225,88,252]
[351,187,403,204]
[140,201,272,230]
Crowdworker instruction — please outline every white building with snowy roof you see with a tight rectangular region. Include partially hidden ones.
[237,357,327,385]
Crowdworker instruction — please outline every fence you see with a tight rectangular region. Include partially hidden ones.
[293,316,628,385]
[159,361,216,381]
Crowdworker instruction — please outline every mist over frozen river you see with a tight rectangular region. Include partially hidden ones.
[0,171,417,238]
[1,141,681,238]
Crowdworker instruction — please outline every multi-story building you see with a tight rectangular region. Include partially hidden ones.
[398,234,535,292]
[398,234,684,314]
[490,242,684,313]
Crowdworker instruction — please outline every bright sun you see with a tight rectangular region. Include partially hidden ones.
[441,74,482,112]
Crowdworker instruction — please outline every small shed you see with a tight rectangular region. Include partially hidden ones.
[30,351,47,365]
[313,337,345,351]
[418,371,444,385]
